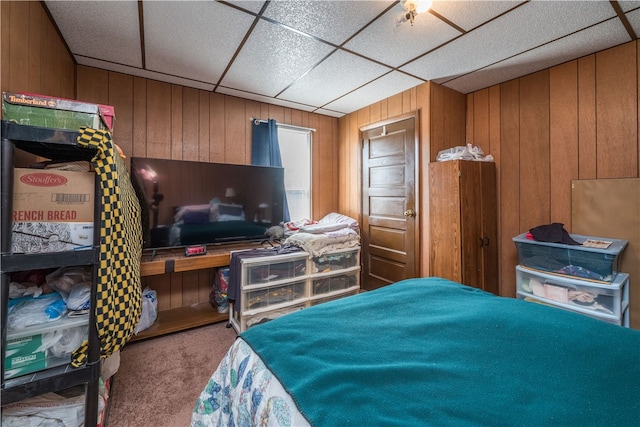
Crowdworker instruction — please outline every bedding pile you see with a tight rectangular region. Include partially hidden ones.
[282,212,360,257]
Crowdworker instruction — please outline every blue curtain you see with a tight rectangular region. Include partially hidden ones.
[251,119,290,222]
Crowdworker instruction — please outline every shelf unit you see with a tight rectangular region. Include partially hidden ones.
[228,247,361,333]
[1,121,101,425]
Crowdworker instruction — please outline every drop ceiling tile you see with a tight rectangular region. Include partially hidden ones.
[323,71,423,113]
[625,7,640,35]
[220,20,335,97]
[440,18,630,94]
[227,0,268,14]
[314,108,345,118]
[344,2,462,68]
[279,50,391,107]
[143,1,254,84]
[76,57,215,91]
[262,0,395,45]
[619,1,640,12]
[430,0,524,31]
[401,0,618,82]
[216,87,316,112]
[45,1,141,67]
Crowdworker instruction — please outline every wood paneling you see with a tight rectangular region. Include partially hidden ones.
[74,65,339,312]
[1,1,74,101]
[467,39,640,304]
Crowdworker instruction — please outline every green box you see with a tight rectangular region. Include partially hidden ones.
[2,92,107,131]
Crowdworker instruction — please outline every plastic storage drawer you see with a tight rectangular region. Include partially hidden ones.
[4,316,89,379]
[311,271,360,297]
[310,249,360,273]
[513,233,627,282]
[310,289,359,306]
[243,280,307,311]
[244,255,307,285]
[242,303,306,331]
[516,265,629,323]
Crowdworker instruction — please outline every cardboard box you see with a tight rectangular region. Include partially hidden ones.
[18,92,115,132]
[12,168,95,253]
[2,92,109,132]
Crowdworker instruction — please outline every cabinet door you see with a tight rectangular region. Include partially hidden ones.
[429,160,463,282]
[479,162,498,294]
[458,161,483,289]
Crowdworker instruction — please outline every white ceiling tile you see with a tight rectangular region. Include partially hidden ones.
[344,2,462,67]
[227,0,268,14]
[323,71,423,113]
[76,57,215,91]
[216,87,316,112]
[430,0,524,31]
[440,18,630,93]
[625,8,640,35]
[221,20,335,97]
[619,1,640,13]
[143,1,254,83]
[401,0,619,81]
[314,108,345,118]
[45,1,141,67]
[279,50,392,107]
[262,0,395,45]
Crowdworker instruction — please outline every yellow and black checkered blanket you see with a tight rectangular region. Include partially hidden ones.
[73,128,142,366]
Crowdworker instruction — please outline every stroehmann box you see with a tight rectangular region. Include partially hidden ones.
[12,168,95,253]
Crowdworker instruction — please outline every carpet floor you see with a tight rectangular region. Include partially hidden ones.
[105,322,238,427]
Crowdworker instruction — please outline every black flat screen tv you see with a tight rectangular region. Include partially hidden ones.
[129,157,285,250]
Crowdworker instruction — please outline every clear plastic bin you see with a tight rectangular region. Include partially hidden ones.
[4,315,89,379]
[516,265,628,323]
[244,280,307,310]
[513,233,627,282]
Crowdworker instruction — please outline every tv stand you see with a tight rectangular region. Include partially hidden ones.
[132,241,264,341]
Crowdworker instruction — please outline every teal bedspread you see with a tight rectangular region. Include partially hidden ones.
[241,277,640,427]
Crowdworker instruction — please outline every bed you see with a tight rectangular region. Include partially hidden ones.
[191,277,640,427]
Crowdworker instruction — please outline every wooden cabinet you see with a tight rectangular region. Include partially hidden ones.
[429,160,498,294]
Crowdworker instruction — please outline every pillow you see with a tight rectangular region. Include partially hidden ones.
[319,212,359,230]
[174,204,210,223]
[217,203,245,221]
[299,222,348,234]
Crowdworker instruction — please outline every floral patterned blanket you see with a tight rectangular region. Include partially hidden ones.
[191,338,309,427]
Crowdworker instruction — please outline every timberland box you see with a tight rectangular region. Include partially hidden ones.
[2,92,109,132]
[12,168,95,253]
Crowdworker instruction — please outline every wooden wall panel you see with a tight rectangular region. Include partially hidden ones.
[1,1,74,99]
[146,80,172,160]
[595,43,637,179]
[519,71,550,232]
[498,79,520,297]
[549,61,579,229]
[578,56,597,179]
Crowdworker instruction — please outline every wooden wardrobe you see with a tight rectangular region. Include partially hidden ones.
[429,160,498,294]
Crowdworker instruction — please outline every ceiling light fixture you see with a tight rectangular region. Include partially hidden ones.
[401,0,432,26]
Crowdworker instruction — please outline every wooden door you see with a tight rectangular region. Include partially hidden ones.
[361,116,418,290]
[458,161,483,288]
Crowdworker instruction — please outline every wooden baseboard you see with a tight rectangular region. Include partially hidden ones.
[129,302,229,342]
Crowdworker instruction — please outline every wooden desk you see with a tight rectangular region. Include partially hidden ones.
[132,242,264,341]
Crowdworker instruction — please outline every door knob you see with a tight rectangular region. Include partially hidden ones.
[404,209,416,217]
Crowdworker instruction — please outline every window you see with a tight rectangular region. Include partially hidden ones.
[278,127,312,221]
